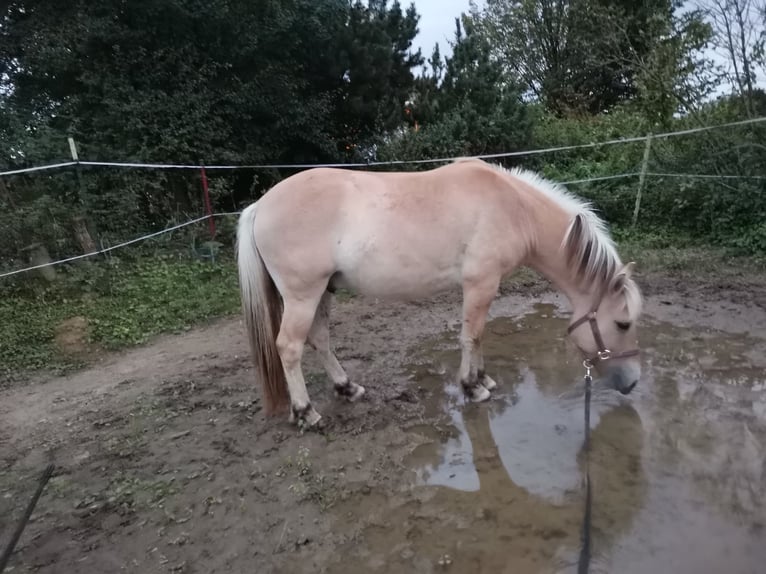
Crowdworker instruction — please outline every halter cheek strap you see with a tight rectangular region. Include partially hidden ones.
[567,306,640,366]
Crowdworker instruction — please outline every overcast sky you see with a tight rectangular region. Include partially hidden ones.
[411,0,481,59]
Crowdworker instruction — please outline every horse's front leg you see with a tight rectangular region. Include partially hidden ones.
[459,275,500,402]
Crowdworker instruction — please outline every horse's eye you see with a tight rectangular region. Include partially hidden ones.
[616,321,631,332]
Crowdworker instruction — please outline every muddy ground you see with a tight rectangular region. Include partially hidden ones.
[2,270,766,574]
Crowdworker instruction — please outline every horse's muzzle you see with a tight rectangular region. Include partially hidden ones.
[602,361,641,395]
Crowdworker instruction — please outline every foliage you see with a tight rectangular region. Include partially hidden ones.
[474,0,704,115]
[632,5,720,124]
[336,0,424,151]
[0,255,240,377]
[526,98,766,247]
[698,0,766,118]
[0,0,423,263]
[377,13,533,163]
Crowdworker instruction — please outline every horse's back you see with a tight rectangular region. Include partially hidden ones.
[253,162,513,299]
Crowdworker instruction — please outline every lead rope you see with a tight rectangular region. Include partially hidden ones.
[577,362,593,574]
[0,463,55,573]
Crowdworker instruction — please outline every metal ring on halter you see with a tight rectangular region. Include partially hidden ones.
[597,349,612,361]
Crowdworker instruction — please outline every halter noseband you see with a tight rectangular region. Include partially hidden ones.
[567,302,640,368]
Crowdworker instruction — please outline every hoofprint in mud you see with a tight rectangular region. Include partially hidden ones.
[236,159,642,428]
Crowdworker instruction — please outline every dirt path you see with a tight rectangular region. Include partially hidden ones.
[1,273,765,574]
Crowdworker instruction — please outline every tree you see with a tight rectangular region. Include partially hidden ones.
[631,3,719,124]
[697,0,766,117]
[377,13,532,162]
[334,0,424,155]
[473,0,709,116]
[0,0,426,263]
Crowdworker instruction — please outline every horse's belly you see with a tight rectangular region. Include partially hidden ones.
[334,238,463,299]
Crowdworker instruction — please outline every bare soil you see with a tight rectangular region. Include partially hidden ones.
[2,269,765,574]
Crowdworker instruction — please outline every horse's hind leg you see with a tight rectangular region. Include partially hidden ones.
[276,295,324,428]
[307,291,365,401]
[459,275,500,402]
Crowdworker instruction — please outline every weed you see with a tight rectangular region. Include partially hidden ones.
[282,446,339,510]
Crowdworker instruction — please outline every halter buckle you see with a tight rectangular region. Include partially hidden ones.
[597,349,612,361]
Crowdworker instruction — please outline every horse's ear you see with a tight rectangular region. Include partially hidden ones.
[611,262,635,292]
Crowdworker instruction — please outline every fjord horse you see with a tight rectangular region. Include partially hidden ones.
[236,159,642,428]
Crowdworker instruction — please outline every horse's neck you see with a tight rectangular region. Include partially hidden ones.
[524,212,593,314]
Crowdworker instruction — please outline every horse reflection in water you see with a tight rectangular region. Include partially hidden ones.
[324,310,647,574]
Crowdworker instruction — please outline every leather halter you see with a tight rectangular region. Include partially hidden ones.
[567,302,640,367]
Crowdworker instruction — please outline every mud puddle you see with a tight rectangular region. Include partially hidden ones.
[326,303,766,574]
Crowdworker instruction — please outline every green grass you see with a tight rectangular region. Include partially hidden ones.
[0,255,241,379]
[614,228,766,275]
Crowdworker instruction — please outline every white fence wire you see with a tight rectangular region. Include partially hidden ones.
[0,213,242,279]
[1,114,765,278]
[2,115,766,177]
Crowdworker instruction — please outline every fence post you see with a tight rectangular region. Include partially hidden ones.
[67,137,81,204]
[631,133,652,228]
[68,137,97,254]
[200,165,216,238]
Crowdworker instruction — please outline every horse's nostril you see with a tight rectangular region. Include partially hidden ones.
[620,380,638,395]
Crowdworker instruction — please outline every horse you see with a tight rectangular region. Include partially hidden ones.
[236,158,643,428]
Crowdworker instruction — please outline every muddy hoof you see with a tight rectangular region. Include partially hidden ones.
[335,381,366,402]
[290,404,323,429]
[463,383,491,402]
[480,375,497,391]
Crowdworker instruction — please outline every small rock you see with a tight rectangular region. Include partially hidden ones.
[400,548,414,560]
[74,451,91,464]
[169,533,189,546]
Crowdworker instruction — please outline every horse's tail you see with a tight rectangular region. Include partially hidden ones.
[236,202,289,414]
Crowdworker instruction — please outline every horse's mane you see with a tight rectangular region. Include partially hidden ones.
[471,160,642,319]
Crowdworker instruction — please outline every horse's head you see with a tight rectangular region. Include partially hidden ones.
[567,262,642,395]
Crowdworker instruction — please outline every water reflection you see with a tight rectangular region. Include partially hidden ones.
[327,302,766,573]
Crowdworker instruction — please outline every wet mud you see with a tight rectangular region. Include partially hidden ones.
[1,285,765,574]
[324,303,766,574]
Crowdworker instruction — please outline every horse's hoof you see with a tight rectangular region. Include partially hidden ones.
[463,383,491,402]
[480,375,498,391]
[291,404,322,429]
[335,381,366,402]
